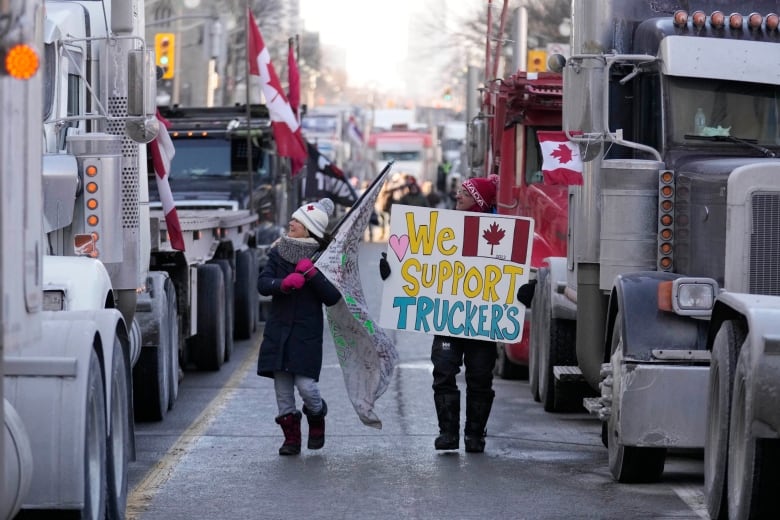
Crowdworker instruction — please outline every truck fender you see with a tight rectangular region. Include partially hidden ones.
[45,308,131,441]
[43,256,114,310]
[4,318,103,508]
[608,271,707,360]
[543,257,576,321]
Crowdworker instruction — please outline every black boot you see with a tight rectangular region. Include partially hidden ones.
[303,399,327,450]
[434,393,460,450]
[275,411,302,455]
[464,394,494,453]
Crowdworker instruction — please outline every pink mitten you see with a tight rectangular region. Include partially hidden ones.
[280,272,306,293]
[295,258,316,279]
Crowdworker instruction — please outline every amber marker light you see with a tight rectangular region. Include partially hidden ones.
[661,186,673,197]
[748,13,763,30]
[660,229,673,240]
[660,171,674,184]
[766,13,779,31]
[661,200,673,211]
[692,11,706,28]
[4,43,39,80]
[729,13,743,30]
[87,215,99,226]
[86,182,98,194]
[659,257,673,270]
[673,10,688,27]
[86,165,98,177]
[87,198,98,210]
[657,281,674,311]
[710,11,725,28]
[661,214,673,226]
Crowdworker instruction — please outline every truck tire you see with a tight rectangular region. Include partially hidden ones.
[164,276,180,411]
[234,249,255,340]
[106,337,131,520]
[529,268,549,402]
[704,320,741,520]
[83,350,107,520]
[132,338,170,422]
[727,350,780,519]
[193,263,226,371]
[538,268,576,412]
[211,259,234,362]
[607,312,666,483]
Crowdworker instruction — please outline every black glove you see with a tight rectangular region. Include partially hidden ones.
[379,252,391,280]
[517,279,537,307]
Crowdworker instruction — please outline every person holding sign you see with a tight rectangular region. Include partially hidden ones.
[380,174,501,453]
[257,198,342,455]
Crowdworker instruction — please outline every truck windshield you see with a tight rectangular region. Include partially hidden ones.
[380,151,421,161]
[668,76,780,148]
[168,139,231,179]
[302,116,339,134]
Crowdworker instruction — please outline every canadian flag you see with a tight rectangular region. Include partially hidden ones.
[537,131,583,186]
[149,111,185,251]
[461,215,533,264]
[247,9,307,176]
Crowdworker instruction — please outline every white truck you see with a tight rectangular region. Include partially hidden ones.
[4,0,258,517]
[3,0,132,518]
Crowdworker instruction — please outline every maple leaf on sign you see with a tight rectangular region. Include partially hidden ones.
[551,144,573,164]
[482,222,506,255]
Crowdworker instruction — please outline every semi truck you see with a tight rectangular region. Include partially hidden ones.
[532,1,780,514]
[5,0,260,516]
[3,0,136,517]
[470,70,572,381]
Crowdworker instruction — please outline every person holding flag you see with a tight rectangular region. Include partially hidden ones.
[379,174,500,453]
[257,198,342,456]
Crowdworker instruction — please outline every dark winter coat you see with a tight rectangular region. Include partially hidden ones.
[256,242,341,381]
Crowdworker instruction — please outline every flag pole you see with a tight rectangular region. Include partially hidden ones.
[245,1,254,218]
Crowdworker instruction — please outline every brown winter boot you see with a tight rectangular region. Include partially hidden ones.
[275,411,302,455]
[434,393,460,450]
[303,399,327,450]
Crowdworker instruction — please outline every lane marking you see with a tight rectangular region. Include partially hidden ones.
[126,337,259,518]
[672,484,709,519]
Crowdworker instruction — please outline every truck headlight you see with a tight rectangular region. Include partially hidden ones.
[672,278,718,316]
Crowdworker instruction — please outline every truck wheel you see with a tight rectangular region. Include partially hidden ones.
[164,277,179,411]
[704,320,741,520]
[529,268,549,402]
[727,351,780,519]
[607,312,666,483]
[83,350,107,520]
[193,263,226,371]
[106,337,131,520]
[234,249,255,339]
[249,250,259,332]
[538,267,576,412]
[132,317,170,422]
[211,259,234,362]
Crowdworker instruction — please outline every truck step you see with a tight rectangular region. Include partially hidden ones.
[582,397,602,414]
[553,365,585,383]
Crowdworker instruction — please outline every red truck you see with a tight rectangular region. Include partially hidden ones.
[471,70,573,380]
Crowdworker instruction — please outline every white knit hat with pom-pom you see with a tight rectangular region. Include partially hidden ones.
[292,198,334,238]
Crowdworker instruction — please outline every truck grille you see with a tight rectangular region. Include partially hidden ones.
[750,193,780,295]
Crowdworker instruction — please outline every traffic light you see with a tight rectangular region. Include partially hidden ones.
[155,33,175,80]
[443,88,452,101]
[527,49,547,72]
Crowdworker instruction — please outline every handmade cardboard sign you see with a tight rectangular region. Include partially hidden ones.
[379,205,534,343]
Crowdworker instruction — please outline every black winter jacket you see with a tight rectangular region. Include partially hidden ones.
[256,247,341,380]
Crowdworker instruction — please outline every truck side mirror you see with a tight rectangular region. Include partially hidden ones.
[126,49,159,143]
[467,117,487,168]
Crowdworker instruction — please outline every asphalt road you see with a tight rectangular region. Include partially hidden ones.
[126,241,708,520]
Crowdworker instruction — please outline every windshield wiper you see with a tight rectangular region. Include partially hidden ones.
[685,134,776,158]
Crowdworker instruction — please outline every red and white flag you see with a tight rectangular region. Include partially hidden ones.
[150,111,185,251]
[537,131,583,186]
[461,215,532,264]
[247,9,307,177]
